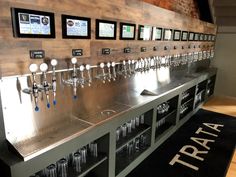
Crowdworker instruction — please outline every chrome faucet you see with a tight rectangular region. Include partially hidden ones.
[51,59,58,105]
[71,57,78,99]
[40,63,50,108]
[85,64,92,86]
[29,64,39,111]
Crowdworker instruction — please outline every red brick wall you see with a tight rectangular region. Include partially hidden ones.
[143,0,200,19]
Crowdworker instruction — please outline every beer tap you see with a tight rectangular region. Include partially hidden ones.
[85,64,92,86]
[40,63,50,108]
[100,62,106,83]
[111,62,116,81]
[122,60,128,78]
[29,64,39,111]
[147,57,151,70]
[79,65,85,88]
[128,60,132,75]
[131,60,136,73]
[51,59,58,106]
[107,62,112,82]
[71,57,78,99]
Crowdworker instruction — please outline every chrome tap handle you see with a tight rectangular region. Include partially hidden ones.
[100,63,106,83]
[85,64,92,86]
[40,63,50,108]
[107,62,112,82]
[128,60,132,75]
[111,62,116,81]
[79,65,85,88]
[29,64,39,111]
[122,60,128,78]
[131,60,136,73]
[71,57,78,99]
[51,59,58,105]
[148,57,151,69]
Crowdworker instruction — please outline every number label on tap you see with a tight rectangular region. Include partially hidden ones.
[72,49,83,56]
[30,50,45,59]
[140,47,146,52]
[102,48,111,55]
[124,47,131,53]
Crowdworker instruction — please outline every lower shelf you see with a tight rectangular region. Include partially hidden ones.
[68,153,107,177]
[155,122,174,141]
[115,145,149,176]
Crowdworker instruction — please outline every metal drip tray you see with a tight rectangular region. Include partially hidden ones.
[8,115,92,161]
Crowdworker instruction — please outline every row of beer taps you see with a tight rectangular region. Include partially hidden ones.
[25,49,214,111]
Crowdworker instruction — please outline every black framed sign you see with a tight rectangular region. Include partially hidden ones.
[199,33,204,41]
[181,31,188,41]
[194,33,199,41]
[61,15,90,39]
[138,25,144,40]
[152,27,162,40]
[188,32,194,41]
[163,29,172,41]
[96,19,117,40]
[120,22,136,40]
[173,30,181,41]
[11,7,55,38]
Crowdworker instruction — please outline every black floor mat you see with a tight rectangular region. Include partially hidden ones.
[127,109,236,177]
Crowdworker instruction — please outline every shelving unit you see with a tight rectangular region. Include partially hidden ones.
[115,109,153,176]
[195,80,208,108]
[155,96,178,141]
[206,75,216,98]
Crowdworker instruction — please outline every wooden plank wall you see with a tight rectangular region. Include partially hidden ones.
[0,0,216,77]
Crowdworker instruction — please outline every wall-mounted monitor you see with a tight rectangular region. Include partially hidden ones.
[61,15,91,39]
[152,27,162,40]
[120,22,136,40]
[11,8,55,38]
[199,33,204,41]
[204,34,208,41]
[173,30,181,41]
[96,19,117,40]
[163,29,172,41]
[138,25,152,40]
[188,32,194,41]
[207,34,212,41]
[212,35,216,41]
[181,31,188,41]
[194,33,199,41]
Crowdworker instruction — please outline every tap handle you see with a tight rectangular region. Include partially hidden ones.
[111,62,116,81]
[40,63,50,108]
[51,59,58,105]
[100,63,106,83]
[79,65,85,88]
[86,64,92,86]
[107,62,111,82]
[71,57,78,77]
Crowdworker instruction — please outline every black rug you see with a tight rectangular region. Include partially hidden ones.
[127,109,236,177]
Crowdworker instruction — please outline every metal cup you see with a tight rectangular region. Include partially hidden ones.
[135,137,140,152]
[131,118,136,129]
[90,142,98,157]
[126,121,132,133]
[135,116,140,127]
[127,141,134,156]
[140,135,147,149]
[121,124,127,137]
[80,147,87,164]
[140,114,145,124]
[116,127,121,141]
[46,164,57,177]
[57,158,68,177]
[72,152,81,173]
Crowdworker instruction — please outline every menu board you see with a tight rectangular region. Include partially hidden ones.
[96,19,117,39]
[173,30,181,41]
[62,15,90,39]
[152,27,162,40]
[163,29,172,41]
[188,32,194,41]
[11,8,55,38]
[181,31,188,41]
[120,23,136,40]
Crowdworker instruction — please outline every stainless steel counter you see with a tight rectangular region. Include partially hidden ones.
[0,64,217,162]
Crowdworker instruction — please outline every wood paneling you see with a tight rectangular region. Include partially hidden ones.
[0,0,216,77]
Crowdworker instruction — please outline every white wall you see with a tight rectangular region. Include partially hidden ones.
[212,33,236,97]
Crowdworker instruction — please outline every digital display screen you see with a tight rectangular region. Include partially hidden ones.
[152,27,162,40]
[62,15,90,39]
[11,8,55,38]
[181,31,188,41]
[208,34,212,41]
[188,32,194,41]
[212,35,216,41]
[96,19,117,39]
[194,33,199,41]
[164,29,172,41]
[120,23,136,40]
[143,25,152,40]
[204,34,208,41]
[138,25,144,40]
[173,30,181,41]
[200,33,204,41]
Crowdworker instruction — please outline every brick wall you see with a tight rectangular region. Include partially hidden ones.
[143,0,200,19]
